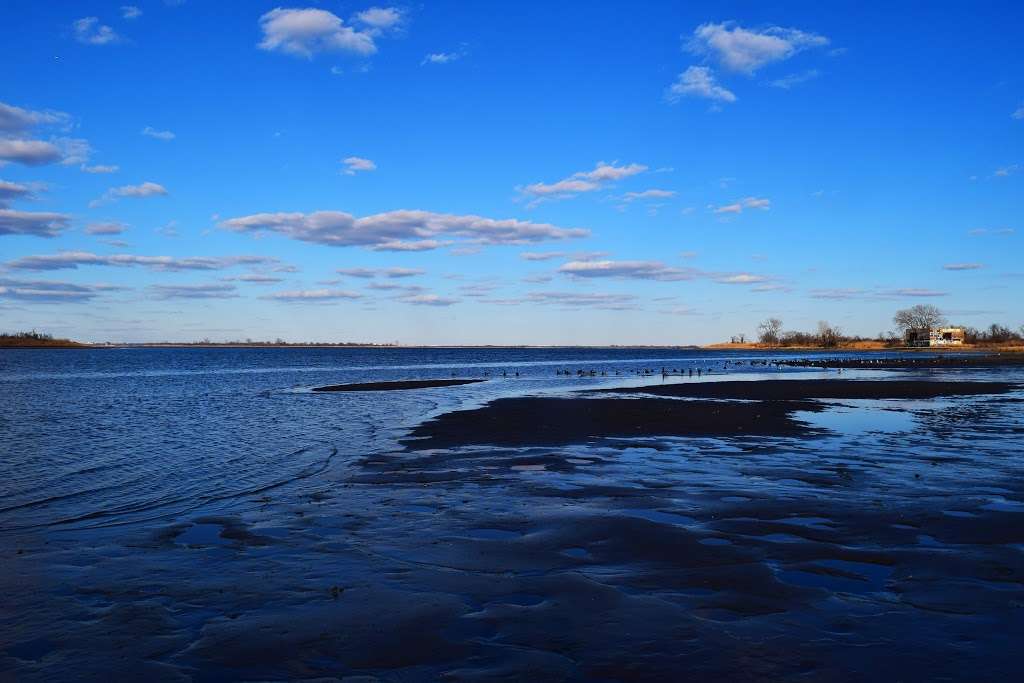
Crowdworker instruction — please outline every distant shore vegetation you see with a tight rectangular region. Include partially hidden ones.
[0,331,86,348]
[720,306,1024,350]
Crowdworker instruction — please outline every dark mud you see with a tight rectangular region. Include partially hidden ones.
[313,378,485,392]
[406,380,1016,450]
[591,378,1018,400]
[404,396,821,449]
[776,354,1024,369]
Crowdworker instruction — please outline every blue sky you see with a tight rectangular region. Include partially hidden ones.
[1,1,1021,344]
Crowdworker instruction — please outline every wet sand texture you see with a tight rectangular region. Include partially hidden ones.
[406,380,1016,449]
[313,379,485,392]
[590,379,1018,400]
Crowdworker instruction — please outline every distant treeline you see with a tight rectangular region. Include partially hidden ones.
[0,331,85,347]
[133,339,399,347]
[743,306,1024,348]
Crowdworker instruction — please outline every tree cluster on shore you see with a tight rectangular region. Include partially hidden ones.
[0,331,84,347]
[747,305,1024,348]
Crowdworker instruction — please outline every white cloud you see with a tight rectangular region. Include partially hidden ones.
[688,22,828,74]
[520,251,566,261]
[712,196,770,214]
[5,251,281,272]
[506,291,640,310]
[0,209,70,237]
[85,221,127,235]
[141,126,175,141]
[994,164,1019,177]
[336,266,424,278]
[968,227,1015,236]
[520,161,647,203]
[399,293,458,306]
[121,6,142,20]
[559,259,699,282]
[221,274,283,284]
[258,8,377,59]
[0,179,33,206]
[150,283,238,299]
[768,69,820,89]
[90,181,168,206]
[714,273,768,284]
[621,189,676,202]
[341,156,376,175]
[422,50,465,66]
[0,102,70,133]
[942,263,984,271]
[0,277,112,302]
[352,7,404,32]
[220,209,588,250]
[265,288,362,301]
[810,287,948,300]
[1012,105,1024,120]
[666,66,736,103]
[0,139,63,166]
[73,17,121,45]
[81,164,119,174]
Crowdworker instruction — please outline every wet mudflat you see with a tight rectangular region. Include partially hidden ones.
[313,378,485,392]
[3,349,1024,681]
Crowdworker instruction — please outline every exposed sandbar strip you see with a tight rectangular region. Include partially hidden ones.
[313,379,485,392]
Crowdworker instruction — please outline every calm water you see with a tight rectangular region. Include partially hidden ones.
[2,347,1023,681]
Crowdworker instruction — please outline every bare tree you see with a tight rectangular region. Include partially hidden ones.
[893,304,945,332]
[817,321,841,348]
[757,318,783,345]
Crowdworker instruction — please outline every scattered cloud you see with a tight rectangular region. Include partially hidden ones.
[352,7,405,33]
[90,181,167,207]
[621,189,676,202]
[712,196,770,214]
[141,126,175,141]
[1013,105,1024,120]
[399,293,458,306]
[150,283,239,299]
[221,274,283,284]
[73,17,121,45]
[258,8,379,59]
[942,263,984,271]
[85,221,127,235]
[422,51,463,65]
[768,69,820,89]
[0,102,69,133]
[121,6,142,20]
[520,251,566,261]
[0,209,70,237]
[0,139,63,166]
[341,156,376,175]
[0,277,114,302]
[968,227,1015,236]
[519,161,647,204]
[0,179,34,206]
[993,164,1019,177]
[687,22,829,74]
[220,209,588,251]
[666,66,736,103]
[264,288,362,301]
[809,287,948,300]
[5,251,280,272]
[714,273,769,284]
[559,259,699,282]
[81,164,119,174]
[336,266,423,278]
